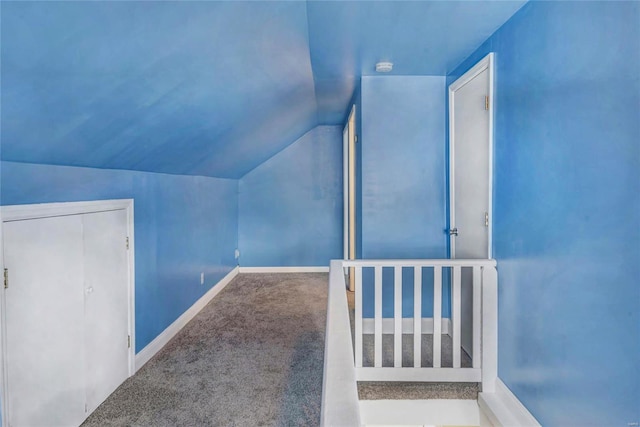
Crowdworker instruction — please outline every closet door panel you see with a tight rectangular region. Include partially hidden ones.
[3,215,86,427]
[83,209,130,413]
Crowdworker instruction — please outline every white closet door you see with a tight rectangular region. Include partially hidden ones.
[83,209,130,413]
[3,215,87,427]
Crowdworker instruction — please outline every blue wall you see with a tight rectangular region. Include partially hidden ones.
[238,126,343,266]
[361,76,447,259]
[1,161,239,352]
[360,76,448,318]
[448,2,640,425]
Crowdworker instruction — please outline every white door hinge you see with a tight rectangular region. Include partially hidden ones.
[484,95,490,111]
[126,237,130,250]
[127,335,131,348]
[3,268,8,289]
[485,212,489,227]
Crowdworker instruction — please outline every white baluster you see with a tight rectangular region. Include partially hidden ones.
[374,266,383,368]
[414,266,422,368]
[355,266,363,367]
[433,266,442,368]
[472,265,481,369]
[452,265,461,368]
[394,266,402,367]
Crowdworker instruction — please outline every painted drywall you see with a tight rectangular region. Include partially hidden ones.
[238,126,343,267]
[306,1,526,76]
[361,76,447,259]
[360,76,448,318]
[1,1,316,178]
[448,2,640,425]
[2,1,527,178]
[1,161,239,352]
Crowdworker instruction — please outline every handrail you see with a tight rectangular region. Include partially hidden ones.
[342,259,496,268]
[320,260,361,426]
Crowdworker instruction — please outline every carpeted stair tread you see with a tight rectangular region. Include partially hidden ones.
[358,381,479,400]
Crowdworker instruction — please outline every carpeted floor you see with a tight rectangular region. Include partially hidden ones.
[82,273,328,427]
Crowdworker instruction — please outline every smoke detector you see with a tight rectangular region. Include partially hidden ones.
[375,62,393,73]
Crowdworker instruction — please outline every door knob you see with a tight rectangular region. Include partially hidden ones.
[86,287,94,294]
[449,228,458,236]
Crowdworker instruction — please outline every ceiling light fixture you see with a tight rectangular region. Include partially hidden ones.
[375,61,393,73]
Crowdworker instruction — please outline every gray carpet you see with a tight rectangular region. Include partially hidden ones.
[82,273,328,427]
[358,381,478,400]
[361,333,472,368]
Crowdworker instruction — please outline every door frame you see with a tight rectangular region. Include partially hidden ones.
[0,199,136,425]
[448,52,495,259]
[343,124,349,260]
[343,105,357,291]
[343,104,357,262]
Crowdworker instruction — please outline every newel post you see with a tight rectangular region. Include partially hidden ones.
[481,264,498,392]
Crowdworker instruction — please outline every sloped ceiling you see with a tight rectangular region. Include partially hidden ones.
[1,1,526,178]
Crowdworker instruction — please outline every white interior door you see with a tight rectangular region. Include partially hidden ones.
[2,202,133,426]
[451,67,490,259]
[83,209,130,413]
[449,54,493,358]
[3,215,87,427]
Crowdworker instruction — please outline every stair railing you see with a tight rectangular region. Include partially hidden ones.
[321,260,361,426]
[321,258,498,426]
[344,258,497,390]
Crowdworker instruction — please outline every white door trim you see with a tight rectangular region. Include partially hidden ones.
[0,199,136,425]
[448,52,495,259]
[345,105,357,292]
[2,199,133,223]
[343,124,349,260]
[344,104,356,262]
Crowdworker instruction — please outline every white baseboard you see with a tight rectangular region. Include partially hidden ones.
[362,318,451,335]
[135,266,239,371]
[478,378,540,427]
[239,266,330,273]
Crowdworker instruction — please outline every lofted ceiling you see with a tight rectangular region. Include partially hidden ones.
[1,1,526,179]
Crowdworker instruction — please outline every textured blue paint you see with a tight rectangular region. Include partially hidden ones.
[1,162,238,352]
[1,1,316,178]
[2,1,527,177]
[238,126,342,266]
[308,1,526,76]
[361,76,447,259]
[449,2,640,425]
[315,77,358,125]
[360,76,449,318]
[307,1,526,123]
